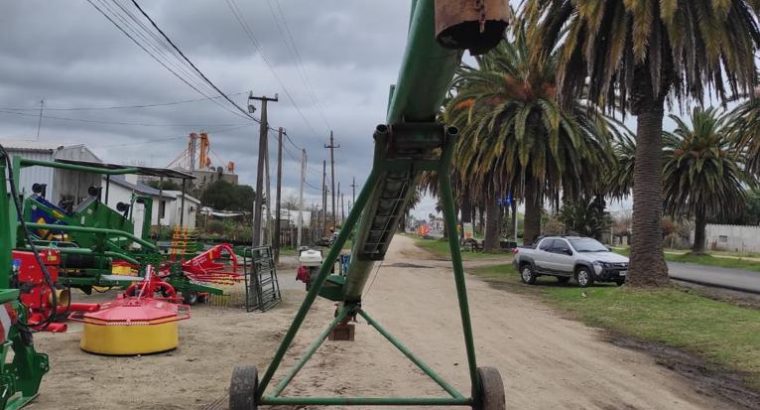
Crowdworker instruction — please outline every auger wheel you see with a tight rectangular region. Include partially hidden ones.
[229,365,259,410]
[473,367,506,410]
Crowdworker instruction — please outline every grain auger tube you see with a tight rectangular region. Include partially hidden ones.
[229,0,509,408]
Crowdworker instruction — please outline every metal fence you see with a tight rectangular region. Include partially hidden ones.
[242,246,281,312]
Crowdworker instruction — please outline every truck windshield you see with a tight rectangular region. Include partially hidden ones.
[569,238,608,252]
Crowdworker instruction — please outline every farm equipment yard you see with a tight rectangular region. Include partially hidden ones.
[28,236,738,410]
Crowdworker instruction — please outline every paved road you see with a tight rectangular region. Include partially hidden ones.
[668,262,760,293]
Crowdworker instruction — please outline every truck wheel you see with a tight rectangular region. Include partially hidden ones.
[473,367,505,410]
[556,276,570,284]
[615,278,626,286]
[576,268,594,288]
[520,265,537,285]
[229,365,258,410]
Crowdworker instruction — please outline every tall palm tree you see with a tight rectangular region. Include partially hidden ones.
[663,107,749,254]
[528,0,760,287]
[728,87,760,175]
[605,131,636,200]
[445,22,614,247]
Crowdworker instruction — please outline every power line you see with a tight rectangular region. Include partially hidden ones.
[0,92,247,111]
[268,0,332,130]
[224,0,323,135]
[0,108,248,127]
[128,0,256,121]
[93,123,254,148]
[86,0,247,121]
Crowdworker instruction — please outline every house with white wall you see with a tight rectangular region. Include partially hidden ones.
[103,175,196,237]
[2,140,102,204]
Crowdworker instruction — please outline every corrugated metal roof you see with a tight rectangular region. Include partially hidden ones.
[57,159,194,179]
[0,139,74,153]
[108,175,173,198]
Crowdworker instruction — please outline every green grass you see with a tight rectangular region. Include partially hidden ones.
[612,247,760,272]
[414,238,509,260]
[667,253,760,272]
[471,264,760,388]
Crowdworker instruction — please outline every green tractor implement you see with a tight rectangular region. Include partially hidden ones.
[10,158,224,303]
[229,0,509,408]
[0,149,49,409]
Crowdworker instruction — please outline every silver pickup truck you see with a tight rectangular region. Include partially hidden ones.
[512,236,628,287]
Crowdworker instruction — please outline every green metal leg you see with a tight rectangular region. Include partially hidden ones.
[270,305,351,397]
[257,169,378,397]
[358,310,465,399]
[439,135,480,392]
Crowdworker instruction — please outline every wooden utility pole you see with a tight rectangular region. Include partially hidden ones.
[297,148,306,248]
[274,127,284,263]
[321,160,327,236]
[351,177,356,204]
[250,93,278,247]
[324,131,340,232]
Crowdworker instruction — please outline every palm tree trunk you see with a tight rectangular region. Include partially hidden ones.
[523,179,542,245]
[629,105,669,287]
[460,195,472,241]
[693,208,707,254]
[484,191,500,251]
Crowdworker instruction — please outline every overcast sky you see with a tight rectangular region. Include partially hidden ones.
[0,0,448,216]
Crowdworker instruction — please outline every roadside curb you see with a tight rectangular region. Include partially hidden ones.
[670,276,760,296]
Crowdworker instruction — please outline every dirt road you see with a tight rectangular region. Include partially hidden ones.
[30,235,735,409]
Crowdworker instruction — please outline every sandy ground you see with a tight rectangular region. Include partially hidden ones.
[28,235,738,409]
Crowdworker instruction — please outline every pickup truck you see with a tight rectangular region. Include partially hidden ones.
[512,236,628,287]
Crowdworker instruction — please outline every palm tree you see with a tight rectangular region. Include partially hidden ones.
[605,131,636,200]
[528,0,760,287]
[445,22,614,246]
[663,107,749,254]
[728,87,760,175]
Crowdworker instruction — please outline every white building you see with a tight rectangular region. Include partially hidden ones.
[1,140,102,204]
[692,224,760,253]
[103,175,198,238]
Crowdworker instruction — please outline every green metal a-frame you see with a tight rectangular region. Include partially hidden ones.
[0,156,49,410]
[229,0,508,408]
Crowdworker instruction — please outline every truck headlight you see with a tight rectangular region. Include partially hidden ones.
[592,261,603,274]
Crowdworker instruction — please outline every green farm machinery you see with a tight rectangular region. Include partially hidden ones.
[0,148,50,409]
[229,0,509,408]
[10,158,225,304]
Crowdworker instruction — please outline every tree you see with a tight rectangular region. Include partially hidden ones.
[200,180,254,211]
[529,0,760,286]
[662,107,748,254]
[560,195,611,240]
[445,21,614,247]
[147,179,181,190]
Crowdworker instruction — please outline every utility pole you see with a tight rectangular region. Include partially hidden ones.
[341,192,345,224]
[324,131,340,233]
[321,160,327,236]
[274,127,284,263]
[297,148,306,248]
[35,99,44,140]
[351,177,356,204]
[337,182,341,225]
[250,92,278,247]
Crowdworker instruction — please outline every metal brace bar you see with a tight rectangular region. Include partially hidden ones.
[270,305,352,397]
[358,309,466,399]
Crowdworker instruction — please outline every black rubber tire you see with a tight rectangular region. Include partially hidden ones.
[182,291,199,305]
[519,265,537,285]
[615,278,626,287]
[229,366,258,410]
[473,366,505,410]
[197,293,209,303]
[556,276,571,284]
[576,267,594,288]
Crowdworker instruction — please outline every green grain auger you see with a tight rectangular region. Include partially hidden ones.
[229,1,509,408]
